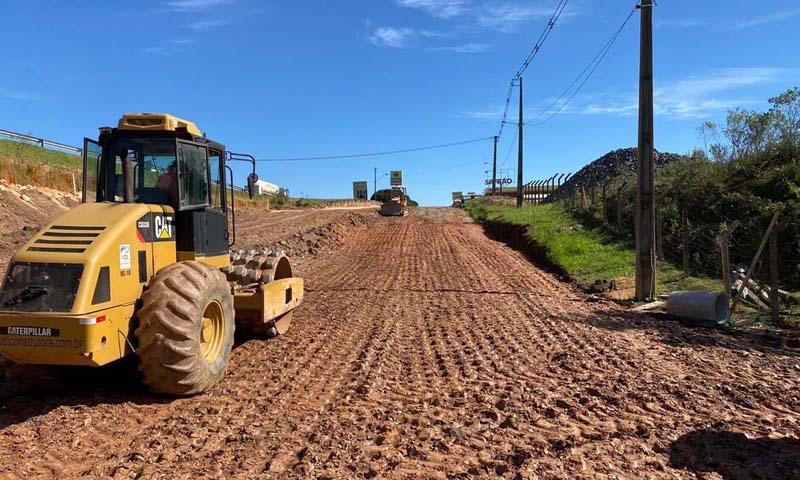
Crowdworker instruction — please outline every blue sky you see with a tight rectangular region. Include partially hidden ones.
[0,0,797,205]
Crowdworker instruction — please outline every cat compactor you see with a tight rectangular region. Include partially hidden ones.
[379,186,408,217]
[0,113,303,395]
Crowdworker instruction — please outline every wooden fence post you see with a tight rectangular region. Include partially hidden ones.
[682,210,689,277]
[616,185,624,234]
[731,211,781,317]
[580,187,586,213]
[656,208,663,260]
[770,228,780,324]
[717,221,740,299]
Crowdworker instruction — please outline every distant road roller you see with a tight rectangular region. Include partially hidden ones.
[0,113,303,395]
[379,186,409,216]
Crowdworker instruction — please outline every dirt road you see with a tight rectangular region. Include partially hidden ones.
[1,207,799,479]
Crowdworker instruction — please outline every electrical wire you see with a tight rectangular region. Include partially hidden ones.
[514,0,569,80]
[526,4,637,127]
[255,136,492,162]
[499,129,518,168]
[497,0,569,138]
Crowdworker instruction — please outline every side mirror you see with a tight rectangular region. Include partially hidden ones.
[247,172,258,199]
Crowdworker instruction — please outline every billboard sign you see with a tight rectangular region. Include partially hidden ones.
[390,170,403,186]
[352,181,369,200]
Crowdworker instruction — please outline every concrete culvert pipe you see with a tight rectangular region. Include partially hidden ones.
[666,291,730,327]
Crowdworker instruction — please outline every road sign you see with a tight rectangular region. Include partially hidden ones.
[390,170,403,186]
[352,181,369,200]
[484,178,512,186]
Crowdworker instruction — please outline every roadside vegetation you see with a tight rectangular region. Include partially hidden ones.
[0,139,81,192]
[371,188,420,207]
[601,87,799,291]
[467,86,799,317]
[466,201,719,298]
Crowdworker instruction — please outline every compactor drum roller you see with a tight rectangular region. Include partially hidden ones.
[379,186,409,217]
[0,113,304,396]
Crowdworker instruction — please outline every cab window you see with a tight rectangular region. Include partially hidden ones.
[177,141,209,209]
[209,149,223,209]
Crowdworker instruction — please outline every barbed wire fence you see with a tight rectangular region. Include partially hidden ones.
[541,173,799,326]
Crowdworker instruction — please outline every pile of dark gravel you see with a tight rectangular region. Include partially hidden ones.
[553,147,685,196]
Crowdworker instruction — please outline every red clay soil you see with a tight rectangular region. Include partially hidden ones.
[0,181,79,272]
[0,207,799,479]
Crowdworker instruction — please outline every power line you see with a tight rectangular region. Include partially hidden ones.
[255,136,491,162]
[497,0,570,138]
[500,129,518,168]
[514,0,569,80]
[526,3,637,127]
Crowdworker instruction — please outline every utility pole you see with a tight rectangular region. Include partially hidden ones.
[491,136,498,195]
[516,77,524,208]
[635,0,656,300]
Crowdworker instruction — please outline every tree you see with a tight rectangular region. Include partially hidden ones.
[370,188,418,206]
[769,87,800,153]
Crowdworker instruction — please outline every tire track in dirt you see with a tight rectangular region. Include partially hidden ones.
[1,208,799,479]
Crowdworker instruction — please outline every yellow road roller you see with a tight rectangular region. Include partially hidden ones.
[0,113,303,395]
[379,186,409,216]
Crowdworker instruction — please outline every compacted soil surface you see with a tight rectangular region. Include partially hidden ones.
[1,206,799,479]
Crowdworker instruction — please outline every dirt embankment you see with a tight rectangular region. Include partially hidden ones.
[0,180,80,271]
[232,207,379,273]
[0,182,380,273]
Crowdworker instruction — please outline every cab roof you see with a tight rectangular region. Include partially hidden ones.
[118,113,203,137]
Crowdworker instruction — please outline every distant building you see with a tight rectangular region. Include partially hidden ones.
[254,179,280,195]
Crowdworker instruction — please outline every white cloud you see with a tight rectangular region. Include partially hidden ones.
[395,0,469,19]
[369,27,415,48]
[580,68,790,119]
[656,18,705,29]
[463,108,506,119]
[731,8,800,29]
[145,38,197,55]
[658,68,785,99]
[182,19,230,31]
[419,29,448,38]
[394,0,578,31]
[657,8,800,31]
[167,0,233,12]
[582,103,637,116]
[475,3,556,31]
[432,42,489,53]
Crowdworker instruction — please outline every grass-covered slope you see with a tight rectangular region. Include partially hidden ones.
[0,139,82,192]
[466,200,720,299]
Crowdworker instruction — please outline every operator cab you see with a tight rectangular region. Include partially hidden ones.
[82,113,248,262]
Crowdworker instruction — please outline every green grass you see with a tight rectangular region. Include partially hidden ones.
[466,200,721,297]
[0,138,81,170]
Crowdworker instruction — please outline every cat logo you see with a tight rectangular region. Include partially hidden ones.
[155,215,173,239]
[136,212,175,243]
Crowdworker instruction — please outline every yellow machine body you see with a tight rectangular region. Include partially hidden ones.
[379,187,409,217]
[0,113,304,370]
[118,112,203,137]
[0,200,304,367]
[0,202,176,366]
